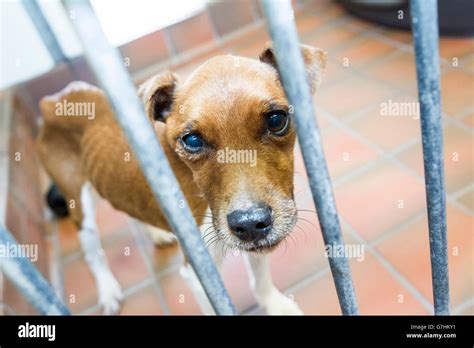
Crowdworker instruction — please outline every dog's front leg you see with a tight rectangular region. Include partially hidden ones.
[244,253,302,315]
[78,182,123,315]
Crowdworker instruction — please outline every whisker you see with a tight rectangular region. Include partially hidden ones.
[297,217,318,230]
[296,209,318,215]
[294,224,308,242]
[206,236,219,248]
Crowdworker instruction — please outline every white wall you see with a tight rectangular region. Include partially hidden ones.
[0,0,205,90]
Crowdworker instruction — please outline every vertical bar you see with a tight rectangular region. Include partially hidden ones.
[0,226,70,315]
[62,0,236,315]
[22,0,69,65]
[410,0,450,315]
[262,0,358,315]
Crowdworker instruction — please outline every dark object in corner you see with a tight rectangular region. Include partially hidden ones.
[339,0,474,37]
[46,183,69,217]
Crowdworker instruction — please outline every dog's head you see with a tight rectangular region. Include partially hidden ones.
[139,42,326,252]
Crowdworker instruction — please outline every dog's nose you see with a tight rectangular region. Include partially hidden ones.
[227,205,273,242]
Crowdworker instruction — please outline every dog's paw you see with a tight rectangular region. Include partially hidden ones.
[145,225,177,247]
[262,290,303,315]
[97,272,124,315]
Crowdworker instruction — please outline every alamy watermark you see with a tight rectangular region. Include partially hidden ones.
[217,147,257,167]
[0,241,38,262]
[55,99,95,120]
[380,99,420,120]
[18,322,55,341]
[325,243,365,262]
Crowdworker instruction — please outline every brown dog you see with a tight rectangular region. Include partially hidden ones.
[37,42,326,315]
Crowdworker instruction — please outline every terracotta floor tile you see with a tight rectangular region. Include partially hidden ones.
[63,257,98,313]
[315,75,392,120]
[334,162,426,241]
[293,272,341,314]
[397,124,474,194]
[58,218,81,256]
[63,231,151,313]
[301,0,332,13]
[439,37,474,60]
[462,112,474,128]
[270,211,359,293]
[457,187,474,212]
[315,1,345,21]
[63,232,149,313]
[376,205,473,309]
[349,95,421,152]
[263,172,360,292]
[272,198,327,287]
[364,52,418,93]
[440,70,474,116]
[350,252,429,314]
[120,285,163,315]
[104,233,151,288]
[305,25,358,53]
[464,55,474,72]
[168,12,215,54]
[95,199,130,235]
[232,29,270,58]
[457,304,474,315]
[159,272,203,315]
[383,28,413,44]
[221,253,256,312]
[335,37,397,69]
[320,59,352,86]
[294,252,428,315]
[314,109,332,130]
[295,12,327,36]
[221,25,267,53]
[321,127,380,179]
[345,15,378,32]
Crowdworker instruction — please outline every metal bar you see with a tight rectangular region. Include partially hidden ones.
[22,0,69,65]
[262,0,358,315]
[410,0,450,315]
[62,0,236,315]
[0,225,70,315]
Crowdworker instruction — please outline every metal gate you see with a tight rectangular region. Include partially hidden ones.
[0,0,449,316]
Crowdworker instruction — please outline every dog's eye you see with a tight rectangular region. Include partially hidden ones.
[181,133,204,153]
[266,111,289,136]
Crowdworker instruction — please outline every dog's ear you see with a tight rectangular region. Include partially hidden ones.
[259,41,327,94]
[138,70,178,122]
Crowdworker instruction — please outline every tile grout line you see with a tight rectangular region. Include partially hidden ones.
[127,219,172,315]
[446,115,474,135]
[80,277,156,315]
[452,296,474,315]
[0,302,16,315]
[448,199,474,218]
[60,227,130,265]
[320,102,473,210]
[343,220,435,313]
[337,118,473,220]
[456,106,474,117]
[244,266,333,315]
[370,210,426,247]
[45,219,66,303]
